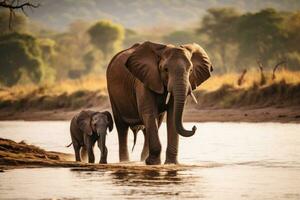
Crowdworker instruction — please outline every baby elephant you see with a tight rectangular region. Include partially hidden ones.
[68,110,113,164]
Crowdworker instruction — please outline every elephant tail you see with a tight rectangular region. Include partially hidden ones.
[131,131,138,152]
[65,142,73,148]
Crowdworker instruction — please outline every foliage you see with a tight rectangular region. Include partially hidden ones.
[197,7,241,72]
[163,30,199,45]
[197,8,300,72]
[51,20,98,80]
[1,6,300,87]
[88,20,125,59]
[123,29,145,48]
[235,8,286,68]
[0,10,27,34]
[0,32,48,86]
[284,11,300,53]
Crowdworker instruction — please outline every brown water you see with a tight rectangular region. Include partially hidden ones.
[0,121,300,199]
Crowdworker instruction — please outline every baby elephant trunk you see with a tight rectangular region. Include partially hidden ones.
[97,128,108,164]
[97,129,106,152]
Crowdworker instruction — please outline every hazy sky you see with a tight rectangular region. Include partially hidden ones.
[21,0,300,30]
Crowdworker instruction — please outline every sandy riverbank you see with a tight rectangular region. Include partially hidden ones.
[0,138,214,171]
[0,106,299,123]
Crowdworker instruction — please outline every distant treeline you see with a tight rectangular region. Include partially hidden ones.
[164,8,300,73]
[0,7,300,86]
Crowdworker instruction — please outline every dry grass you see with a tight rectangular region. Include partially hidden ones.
[0,70,299,110]
[200,69,300,91]
[0,74,107,102]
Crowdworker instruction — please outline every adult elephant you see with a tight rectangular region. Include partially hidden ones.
[106,41,212,165]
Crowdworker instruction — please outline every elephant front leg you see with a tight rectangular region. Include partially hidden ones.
[87,147,95,163]
[99,146,108,164]
[97,137,108,164]
[144,115,161,165]
[85,136,95,163]
[165,98,179,164]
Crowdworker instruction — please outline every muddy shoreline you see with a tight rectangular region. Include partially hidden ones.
[0,138,215,171]
[0,106,299,123]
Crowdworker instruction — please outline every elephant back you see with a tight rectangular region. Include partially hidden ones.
[106,44,141,121]
[106,43,139,78]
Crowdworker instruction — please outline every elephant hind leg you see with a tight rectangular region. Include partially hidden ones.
[73,142,81,162]
[116,120,129,162]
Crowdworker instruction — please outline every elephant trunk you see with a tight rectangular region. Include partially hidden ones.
[97,129,107,154]
[172,75,197,137]
[100,133,106,153]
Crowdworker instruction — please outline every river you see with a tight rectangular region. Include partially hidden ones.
[0,121,299,199]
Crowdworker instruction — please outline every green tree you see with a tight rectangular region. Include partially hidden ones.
[88,20,124,59]
[236,8,286,68]
[285,11,300,53]
[52,20,92,79]
[123,28,144,48]
[0,10,27,34]
[163,30,198,45]
[197,7,241,72]
[0,33,46,86]
[284,11,300,70]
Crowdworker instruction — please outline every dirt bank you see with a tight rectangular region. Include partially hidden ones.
[0,107,299,123]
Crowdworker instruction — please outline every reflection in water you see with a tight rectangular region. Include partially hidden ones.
[111,169,180,186]
[108,169,199,198]
[0,122,300,199]
[68,167,204,198]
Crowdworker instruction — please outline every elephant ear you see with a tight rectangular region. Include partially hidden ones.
[181,43,213,90]
[103,111,114,132]
[77,110,93,136]
[126,41,166,94]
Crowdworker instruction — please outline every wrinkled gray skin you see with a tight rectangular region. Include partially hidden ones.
[69,110,113,164]
[107,41,212,165]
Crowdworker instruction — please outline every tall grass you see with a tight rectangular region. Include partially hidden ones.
[0,74,107,101]
[200,69,300,91]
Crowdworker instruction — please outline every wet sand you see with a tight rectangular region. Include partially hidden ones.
[0,138,218,171]
[0,106,299,123]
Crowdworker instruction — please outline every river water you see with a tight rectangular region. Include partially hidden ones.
[0,121,300,199]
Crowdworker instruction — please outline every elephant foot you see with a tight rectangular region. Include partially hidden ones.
[99,160,107,164]
[140,153,148,162]
[145,155,161,165]
[165,154,178,164]
[120,157,129,162]
[164,158,178,164]
[119,153,129,162]
[100,158,107,164]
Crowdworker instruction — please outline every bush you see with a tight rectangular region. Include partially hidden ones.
[0,33,47,86]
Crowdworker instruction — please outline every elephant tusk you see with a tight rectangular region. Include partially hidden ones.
[165,92,171,104]
[190,92,198,104]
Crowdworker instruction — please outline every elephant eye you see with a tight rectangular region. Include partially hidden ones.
[164,68,168,72]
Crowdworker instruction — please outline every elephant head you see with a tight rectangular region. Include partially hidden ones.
[126,41,212,137]
[77,110,113,153]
